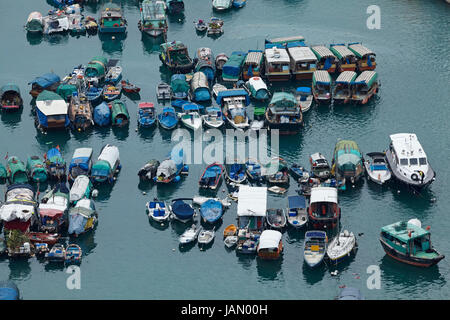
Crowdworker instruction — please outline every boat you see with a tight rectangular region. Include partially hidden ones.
[225,161,247,184]
[348,42,376,71]
[265,157,289,185]
[69,175,92,204]
[44,146,66,180]
[190,72,211,102]
[154,147,187,183]
[43,12,69,35]
[84,16,98,34]
[268,186,287,194]
[232,0,247,8]
[215,53,228,75]
[212,83,227,99]
[159,41,194,73]
[137,102,157,128]
[207,17,224,36]
[257,230,283,260]
[179,224,201,244]
[303,230,328,267]
[286,195,308,228]
[310,152,331,180]
[105,60,122,84]
[364,152,391,185]
[351,71,379,104]
[98,4,127,33]
[25,156,47,183]
[85,56,108,84]
[331,140,364,185]
[29,73,60,98]
[200,199,223,223]
[293,87,312,113]
[27,232,60,246]
[245,158,264,182]
[223,224,237,238]
[194,19,207,32]
[222,51,246,82]
[289,163,309,183]
[86,85,103,106]
[217,89,250,130]
[110,100,129,127]
[0,281,21,300]
[138,0,168,37]
[195,47,216,85]
[0,164,7,182]
[156,82,172,100]
[264,46,291,82]
[380,219,444,267]
[7,157,28,184]
[121,80,141,94]
[45,243,66,263]
[242,50,264,81]
[170,74,189,100]
[178,103,203,130]
[68,198,98,236]
[0,84,23,111]
[146,200,170,222]
[56,84,77,102]
[26,12,44,34]
[330,44,357,73]
[65,244,82,264]
[266,208,287,230]
[158,106,179,129]
[93,102,111,126]
[69,93,94,131]
[138,159,160,181]
[202,106,224,129]
[91,144,121,184]
[244,77,270,101]
[171,198,195,223]
[102,84,122,102]
[385,133,435,190]
[333,71,357,104]
[311,45,337,73]
[34,243,50,258]
[212,0,232,11]
[312,70,332,104]
[308,187,340,230]
[224,235,238,248]
[265,92,303,135]
[68,12,85,34]
[199,162,223,190]
[198,230,215,246]
[326,229,357,265]
[337,287,365,300]
[166,0,185,14]
[38,183,70,233]
[68,148,93,182]
[287,45,318,80]
[35,91,70,131]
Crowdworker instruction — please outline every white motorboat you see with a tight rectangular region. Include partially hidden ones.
[295,87,313,113]
[179,224,202,244]
[364,152,392,185]
[202,106,224,129]
[146,200,170,223]
[198,230,215,245]
[286,195,308,228]
[178,104,203,130]
[224,235,238,248]
[326,230,357,265]
[304,230,327,268]
[43,14,69,35]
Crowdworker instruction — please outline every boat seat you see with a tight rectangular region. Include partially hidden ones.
[149,202,156,209]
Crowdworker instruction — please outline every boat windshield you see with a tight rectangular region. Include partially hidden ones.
[419,157,427,165]
[409,158,418,165]
[400,158,408,166]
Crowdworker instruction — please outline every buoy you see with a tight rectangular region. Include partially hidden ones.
[142,191,146,195]
[112,36,115,40]
[92,189,99,197]
[135,128,138,132]
[172,248,175,251]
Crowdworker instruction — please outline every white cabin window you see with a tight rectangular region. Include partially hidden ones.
[409,158,418,165]
[400,158,408,166]
[419,157,427,165]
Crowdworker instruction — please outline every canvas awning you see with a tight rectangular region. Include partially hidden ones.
[258,230,282,250]
[287,46,317,62]
[310,187,338,204]
[98,145,119,169]
[237,186,267,217]
[36,91,68,116]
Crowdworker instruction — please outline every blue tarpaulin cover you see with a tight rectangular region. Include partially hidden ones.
[29,73,60,88]
[94,102,111,126]
[0,281,20,300]
[288,195,306,209]
[216,89,250,105]
[171,200,194,220]
[200,199,223,223]
[68,214,87,235]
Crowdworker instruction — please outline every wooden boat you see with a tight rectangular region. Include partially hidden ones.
[265,92,303,135]
[215,53,228,74]
[217,89,250,130]
[330,44,357,73]
[310,152,331,180]
[222,51,245,82]
[98,5,127,33]
[200,199,223,223]
[194,47,216,85]
[198,230,215,246]
[7,156,28,184]
[1,84,23,111]
[65,244,82,264]
[303,231,328,267]
[287,45,317,80]
[264,46,291,82]
[207,17,224,36]
[26,11,44,34]
[212,0,232,11]
[266,208,287,230]
[199,162,223,190]
[333,71,357,104]
[158,106,179,129]
[332,140,364,185]
[178,103,202,130]
[266,157,289,185]
[312,70,332,104]
[257,230,283,260]
[146,200,170,222]
[44,147,66,180]
[138,0,168,37]
[29,73,60,98]
[311,45,337,73]
[225,161,247,184]
[121,80,141,94]
[242,50,263,81]
[294,87,313,113]
[286,195,308,228]
[69,175,93,204]
[138,159,160,181]
[224,235,238,248]
[166,0,185,15]
[171,198,195,223]
[154,148,187,183]
[245,158,263,182]
[137,102,156,128]
[232,0,247,8]
[110,100,129,127]
[69,93,94,131]
[348,42,376,71]
[156,82,171,100]
[68,198,98,236]
[190,72,211,102]
[364,152,391,185]
[202,107,224,129]
[380,219,444,267]
[289,163,309,183]
[194,19,207,32]
[351,71,379,104]
[91,144,121,184]
[27,232,61,246]
[308,187,340,230]
[327,230,357,265]
[45,243,66,263]
[68,148,93,182]
[159,41,194,73]
[223,224,237,239]
[102,84,122,102]
[179,224,202,244]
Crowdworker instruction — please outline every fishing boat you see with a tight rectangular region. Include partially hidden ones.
[29,73,60,98]
[179,224,201,244]
[91,144,121,184]
[166,0,185,14]
[364,152,391,185]
[207,17,224,36]
[65,244,82,264]
[348,42,376,71]
[331,140,364,185]
[146,199,170,222]
[225,161,247,184]
[287,45,317,80]
[212,0,232,11]
[105,60,122,84]
[110,100,129,127]
[159,41,194,73]
[26,12,44,34]
[102,84,122,102]
[45,243,66,263]
[244,77,270,101]
[199,162,223,190]
[198,230,215,246]
[195,47,216,85]
[7,157,28,184]
[68,148,93,182]
[265,92,303,135]
[327,229,357,265]
[194,19,207,32]
[312,70,332,104]
[121,80,140,94]
[200,199,223,223]
[266,208,287,230]
[43,12,69,35]
[69,93,94,131]
[44,146,66,180]
[222,51,246,82]
[245,158,263,183]
[202,107,224,129]
[35,91,70,131]
[25,156,47,183]
[257,230,283,260]
[85,56,108,84]
[158,106,179,129]
[311,45,337,73]
[385,133,435,190]
[68,198,98,236]
[138,159,160,181]
[351,71,379,104]
[308,187,340,230]
[380,219,444,267]
[0,84,23,111]
[264,46,291,82]
[154,147,187,183]
[217,89,250,130]
[98,5,127,33]
[38,183,70,233]
[86,85,103,106]
[178,103,203,130]
[190,72,211,102]
[330,44,357,73]
[310,152,331,180]
[170,74,189,100]
[137,102,157,128]
[286,195,308,228]
[138,0,168,37]
[232,0,247,8]
[156,82,171,100]
[303,230,328,267]
[215,53,228,75]
[69,175,92,204]
[93,102,111,126]
[171,198,195,223]
[265,157,289,185]
[241,50,264,81]
[333,71,357,104]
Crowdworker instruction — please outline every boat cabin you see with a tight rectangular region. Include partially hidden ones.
[139,0,168,36]
[348,43,376,71]
[0,84,23,111]
[351,71,378,104]
[312,70,332,103]
[265,92,302,134]
[333,71,357,104]
[160,41,194,73]
[329,44,357,72]
[310,152,331,179]
[308,187,340,230]
[264,46,291,82]
[311,46,337,73]
[99,6,126,33]
[35,91,70,130]
[257,230,283,260]
[287,46,317,80]
[242,50,264,80]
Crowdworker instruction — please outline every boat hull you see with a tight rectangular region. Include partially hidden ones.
[351,85,378,104]
[266,121,302,135]
[99,27,126,33]
[380,239,444,267]
[292,72,314,81]
[266,74,291,82]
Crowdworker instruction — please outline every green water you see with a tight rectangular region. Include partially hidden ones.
[0,0,449,299]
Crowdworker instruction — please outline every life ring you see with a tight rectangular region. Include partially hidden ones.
[411,173,419,181]
[113,23,120,27]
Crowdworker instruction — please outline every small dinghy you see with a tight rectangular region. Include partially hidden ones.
[194,19,207,32]
[156,82,172,101]
[267,158,289,185]
[207,17,224,36]
[27,232,61,246]
[170,198,195,223]
[137,102,157,128]
[147,200,170,223]
[245,158,263,182]
[223,224,237,238]
[65,244,82,264]
[86,85,103,106]
[198,230,215,246]
[267,186,287,194]
[69,175,92,203]
[200,199,224,224]
[286,195,308,228]
[158,106,179,130]
[304,231,328,268]
[45,243,66,263]
[364,152,391,185]
[102,84,122,102]
[224,235,238,248]
[138,159,160,181]
[202,106,224,129]
[105,61,122,84]
[199,162,223,190]
[121,80,141,94]
[179,224,202,245]
[326,230,357,265]
[295,87,313,113]
[225,162,247,184]
[266,208,287,230]
[310,152,331,180]
[289,163,310,183]
[178,103,203,131]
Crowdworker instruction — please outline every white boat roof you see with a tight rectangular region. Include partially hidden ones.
[336,71,357,83]
[310,152,326,161]
[237,186,267,217]
[0,203,35,222]
[288,46,317,62]
[313,70,331,83]
[265,47,290,63]
[355,71,377,83]
[247,77,268,91]
[244,51,264,65]
[98,145,120,168]
[348,43,375,57]
[268,35,305,43]
[311,45,336,58]
[36,99,68,116]
[258,230,282,250]
[390,133,427,158]
[331,45,355,58]
[70,175,91,202]
[310,187,338,204]
[39,201,67,212]
[72,147,93,159]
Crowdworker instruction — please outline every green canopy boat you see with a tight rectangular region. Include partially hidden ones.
[26,156,48,183]
[332,140,363,184]
[0,163,7,181]
[111,100,129,127]
[85,56,108,82]
[56,84,78,102]
[7,156,28,184]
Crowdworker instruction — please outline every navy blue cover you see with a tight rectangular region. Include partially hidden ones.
[171,200,194,219]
